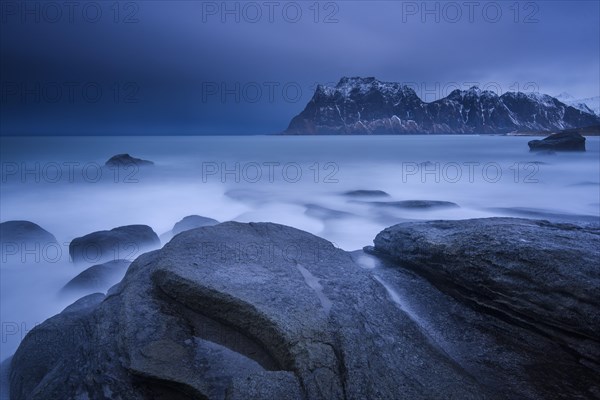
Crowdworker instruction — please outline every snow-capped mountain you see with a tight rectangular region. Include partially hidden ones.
[284,77,600,134]
[555,92,599,116]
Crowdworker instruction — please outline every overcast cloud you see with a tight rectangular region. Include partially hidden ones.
[1,0,598,134]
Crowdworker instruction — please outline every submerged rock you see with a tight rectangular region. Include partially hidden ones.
[69,225,160,264]
[61,259,131,294]
[528,132,586,151]
[11,222,486,400]
[0,221,58,265]
[0,220,57,245]
[361,200,459,210]
[304,204,353,220]
[105,153,154,167]
[342,190,390,198]
[172,215,219,235]
[160,215,220,243]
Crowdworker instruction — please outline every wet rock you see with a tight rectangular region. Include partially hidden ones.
[361,200,459,210]
[69,225,160,264]
[342,190,390,198]
[371,217,600,374]
[0,221,58,265]
[360,242,600,400]
[172,215,219,235]
[528,132,586,151]
[161,215,220,244]
[61,293,106,314]
[61,260,131,294]
[105,153,154,167]
[0,220,57,246]
[9,293,107,400]
[11,222,486,400]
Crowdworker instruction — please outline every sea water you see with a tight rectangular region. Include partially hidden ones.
[1,134,599,366]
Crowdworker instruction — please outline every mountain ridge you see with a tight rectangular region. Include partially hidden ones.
[284,77,600,135]
[555,92,600,116]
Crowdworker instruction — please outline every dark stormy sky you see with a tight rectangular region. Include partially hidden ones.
[1,0,598,135]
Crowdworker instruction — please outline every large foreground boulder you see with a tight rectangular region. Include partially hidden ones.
[12,219,600,399]
[11,222,486,400]
[370,218,600,368]
[69,225,160,264]
[528,131,586,151]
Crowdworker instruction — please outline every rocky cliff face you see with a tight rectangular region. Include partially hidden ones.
[285,77,600,134]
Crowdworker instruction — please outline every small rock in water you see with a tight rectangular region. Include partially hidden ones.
[160,215,220,243]
[304,204,354,220]
[61,259,131,294]
[0,220,57,245]
[69,225,160,264]
[0,221,58,265]
[172,215,219,235]
[105,153,154,167]
[362,200,459,210]
[342,190,390,198]
[528,132,586,152]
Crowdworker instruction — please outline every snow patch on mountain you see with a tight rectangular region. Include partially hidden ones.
[556,92,599,116]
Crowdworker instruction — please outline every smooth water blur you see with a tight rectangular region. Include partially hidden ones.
[1,135,599,363]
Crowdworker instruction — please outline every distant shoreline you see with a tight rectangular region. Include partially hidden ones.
[278,125,600,137]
